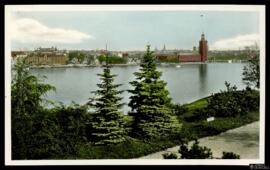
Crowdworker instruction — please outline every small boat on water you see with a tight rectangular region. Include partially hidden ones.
[176,65,181,68]
[228,60,232,63]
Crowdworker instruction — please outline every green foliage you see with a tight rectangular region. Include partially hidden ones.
[206,82,259,118]
[168,103,188,117]
[50,104,90,156]
[78,136,183,159]
[128,45,181,139]
[242,54,260,88]
[184,111,259,138]
[208,51,250,61]
[163,143,241,159]
[222,152,240,159]
[11,53,260,159]
[98,55,127,64]
[88,57,127,145]
[11,58,56,159]
[184,107,215,122]
[86,54,95,65]
[179,139,213,159]
[25,109,61,159]
[207,82,245,117]
[162,152,178,159]
[68,51,86,64]
[78,137,152,159]
[241,86,260,111]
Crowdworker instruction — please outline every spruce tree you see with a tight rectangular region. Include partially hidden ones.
[128,45,181,139]
[88,55,127,145]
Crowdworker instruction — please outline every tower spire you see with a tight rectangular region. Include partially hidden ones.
[200,14,204,34]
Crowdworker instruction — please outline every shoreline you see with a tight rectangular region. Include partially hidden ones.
[29,60,247,69]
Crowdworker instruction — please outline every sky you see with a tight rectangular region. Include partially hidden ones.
[9,9,260,51]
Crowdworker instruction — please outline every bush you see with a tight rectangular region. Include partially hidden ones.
[188,110,259,138]
[222,152,240,159]
[169,103,188,117]
[163,152,178,159]
[50,104,90,157]
[184,107,215,122]
[207,82,259,118]
[241,87,259,111]
[179,139,213,159]
[78,136,182,159]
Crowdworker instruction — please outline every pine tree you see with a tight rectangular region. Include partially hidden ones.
[128,45,181,139]
[88,55,127,145]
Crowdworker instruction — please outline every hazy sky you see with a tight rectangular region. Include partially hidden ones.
[9,10,260,51]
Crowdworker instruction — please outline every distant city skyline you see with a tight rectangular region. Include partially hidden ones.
[7,6,260,51]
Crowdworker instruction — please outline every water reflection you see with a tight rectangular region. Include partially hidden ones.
[198,64,208,95]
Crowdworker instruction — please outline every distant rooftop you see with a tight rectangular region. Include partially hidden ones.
[35,46,57,52]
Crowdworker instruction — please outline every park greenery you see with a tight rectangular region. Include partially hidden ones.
[87,57,127,145]
[98,54,128,64]
[11,46,260,159]
[128,45,181,139]
[68,51,87,64]
[163,140,240,159]
[242,54,260,89]
[163,139,213,159]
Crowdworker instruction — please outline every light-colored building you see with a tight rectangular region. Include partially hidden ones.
[26,53,68,65]
[25,47,68,65]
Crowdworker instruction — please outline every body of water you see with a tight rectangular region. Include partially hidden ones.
[31,63,247,114]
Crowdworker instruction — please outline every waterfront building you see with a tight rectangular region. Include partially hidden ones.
[156,33,208,62]
[25,47,68,65]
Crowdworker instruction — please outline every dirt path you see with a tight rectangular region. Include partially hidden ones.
[139,121,259,159]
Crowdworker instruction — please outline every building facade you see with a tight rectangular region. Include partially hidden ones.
[25,47,68,65]
[26,53,68,65]
[156,33,208,62]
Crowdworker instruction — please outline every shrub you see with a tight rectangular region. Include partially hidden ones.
[169,103,188,117]
[179,139,213,159]
[241,87,259,111]
[78,136,181,159]
[163,152,178,159]
[206,82,259,118]
[184,107,215,122]
[222,152,240,159]
[51,104,90,156]
[242,54,260,89]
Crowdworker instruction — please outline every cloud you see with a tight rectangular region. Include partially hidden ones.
[211,34,259,50]
[10,16,93,44]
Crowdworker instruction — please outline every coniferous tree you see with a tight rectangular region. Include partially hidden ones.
[88,55,127,145]
[128,45,181,139]
[11,58,56,159]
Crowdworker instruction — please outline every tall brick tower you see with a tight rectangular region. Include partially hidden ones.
[199,33,208,62]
